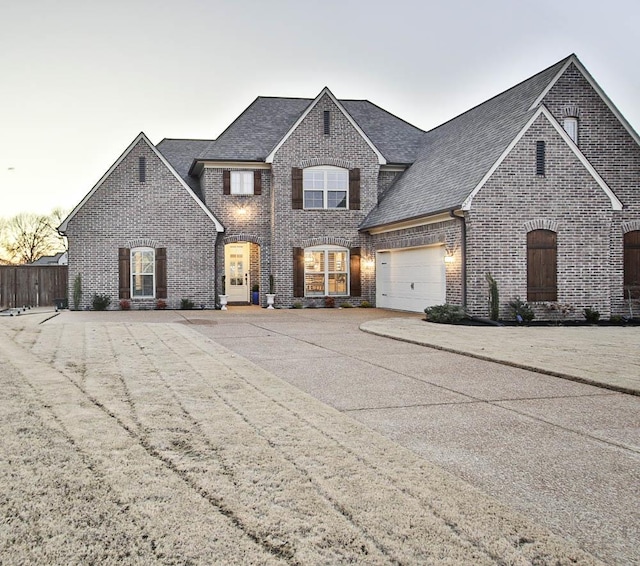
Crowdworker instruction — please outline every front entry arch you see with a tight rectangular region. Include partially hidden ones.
[225,242,250,303]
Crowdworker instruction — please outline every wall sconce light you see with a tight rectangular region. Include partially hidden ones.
[444,254,455,264]
[237,205,247,215]
[363,257,375,269]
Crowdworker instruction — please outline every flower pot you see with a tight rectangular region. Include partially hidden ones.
[252,291,259,305]
[266,293,275,309]
[219,294,228,310]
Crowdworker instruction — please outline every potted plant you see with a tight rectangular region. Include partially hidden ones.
[251,284,259,305]
[266,274,275,309]
[219,275,228,310]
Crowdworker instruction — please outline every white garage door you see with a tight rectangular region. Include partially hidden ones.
[376,246,446,312]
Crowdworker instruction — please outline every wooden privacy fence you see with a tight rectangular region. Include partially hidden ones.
[0,266,68,309]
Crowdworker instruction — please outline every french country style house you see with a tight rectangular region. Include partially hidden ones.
[59,54,640,319]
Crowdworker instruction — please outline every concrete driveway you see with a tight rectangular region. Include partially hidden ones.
[174,307,640,566]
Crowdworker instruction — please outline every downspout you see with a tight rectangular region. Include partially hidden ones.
[450,209,467,308]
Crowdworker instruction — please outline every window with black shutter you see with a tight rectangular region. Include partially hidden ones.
[527,230,557,301]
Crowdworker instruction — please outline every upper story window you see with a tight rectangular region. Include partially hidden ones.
[563,117,578,144]
[131,247,155,298]
[231,171,254,195]
[303,166,348,209]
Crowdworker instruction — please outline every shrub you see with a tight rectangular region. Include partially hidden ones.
[73,274,82,310]
[156,299,167,310]
[486,272,499,321]
[360,301,373,308]
[424,304,466,324]
[609,314,623,324]
[251,284,259,292]
[583,307,600,324]
[180,298,195,310]
[340,302,354,308]
[292,302,303,309]
[119,299,131,310]
[508,297,535,324]
[269,274,275,294]
[92,294,111,311]
[324,296,335,308]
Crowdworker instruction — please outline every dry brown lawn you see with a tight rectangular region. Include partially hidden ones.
[0,313,602,564]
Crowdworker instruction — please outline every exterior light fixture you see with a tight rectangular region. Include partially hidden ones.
[444,254,455,264]
[237,205,247,215]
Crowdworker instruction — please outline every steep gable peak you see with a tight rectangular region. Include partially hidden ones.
[265,87,387,165]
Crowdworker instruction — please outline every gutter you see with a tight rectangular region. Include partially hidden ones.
[450,209,467,308]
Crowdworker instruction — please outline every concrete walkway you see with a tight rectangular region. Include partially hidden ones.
[362,317,640,396]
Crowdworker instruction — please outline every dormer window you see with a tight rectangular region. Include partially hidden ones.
[231,171,254,195]
[563,116,578,144]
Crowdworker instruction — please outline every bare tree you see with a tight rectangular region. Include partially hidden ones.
[0,210,68,264]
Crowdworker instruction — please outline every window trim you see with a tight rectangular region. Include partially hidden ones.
[563,116,578,144]
[527,229,557,302]
[303,165,349,210]
[303,245,350,297]
[131,247,155,299]
[230,170,254,195]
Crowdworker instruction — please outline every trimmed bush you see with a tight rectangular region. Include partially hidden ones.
[92,294,111,311]
[583,307,600,324]
[508,297,535,323]
[180,298,195,310]
[424,304,466,324]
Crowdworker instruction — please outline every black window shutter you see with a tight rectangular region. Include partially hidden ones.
[527,230,557,301]
[223,170,231,195]
[293,247,305,297]
[536,141,545,176]
[156,248,167,299]
[349,168,361,210]
[254,171,262,195]
[292,168,303,209]
[118,248,131,299]
[350,247,361,297]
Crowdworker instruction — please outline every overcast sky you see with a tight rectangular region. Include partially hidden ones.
[1,0,638,219]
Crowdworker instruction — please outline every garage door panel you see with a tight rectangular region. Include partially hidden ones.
[376,247,445,312]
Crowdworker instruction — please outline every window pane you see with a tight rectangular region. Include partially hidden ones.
[328,274,347,295]
[327,191,347,209]
[133,274,154,297]
[305,273,325,295]
[305,251,325,272]
[328,251,347,272]
[326,171,347,190]
[304,190,324,208]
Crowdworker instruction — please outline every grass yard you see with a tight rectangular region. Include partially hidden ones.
[0,313,601,564]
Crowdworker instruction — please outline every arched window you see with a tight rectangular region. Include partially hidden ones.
[303,166,348,209]
[624,231,640,299]
[527,230,557,302]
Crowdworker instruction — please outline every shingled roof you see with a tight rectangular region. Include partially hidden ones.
[190,95,425,165]
[360,55,573,229]
[157,138,213,200]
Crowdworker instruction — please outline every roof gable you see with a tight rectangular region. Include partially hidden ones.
[265,88,387,165]
[461,106,622,211]
[59,133,224,234]
[531,54,640,148]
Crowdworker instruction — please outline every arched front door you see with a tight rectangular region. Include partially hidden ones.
[225,242,250,303]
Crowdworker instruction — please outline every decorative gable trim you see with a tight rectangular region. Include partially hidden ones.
[264,88,386,165]
[58,133,224,234]
[461,106,623,212]
[529,55,640,148]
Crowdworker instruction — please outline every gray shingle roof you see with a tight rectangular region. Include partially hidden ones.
[156,138,213,200]
[360,56,572,229]
[194,96,425,164]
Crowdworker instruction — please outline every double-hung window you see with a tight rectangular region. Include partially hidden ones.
[131,247,155,298]
[231,171,254,195]
[303,166,348,209]
[304,246,349,296]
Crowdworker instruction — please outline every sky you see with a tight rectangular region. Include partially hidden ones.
[1,0,639,220]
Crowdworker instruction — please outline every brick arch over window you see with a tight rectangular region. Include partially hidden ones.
[298,157,354,169]
[523,219,559,233]
[223,234,264,247]
[622,220,640,234]
[299,236,352,249]
[624,230,640,299]
[527,229,557,302]
[126,238,161,249]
